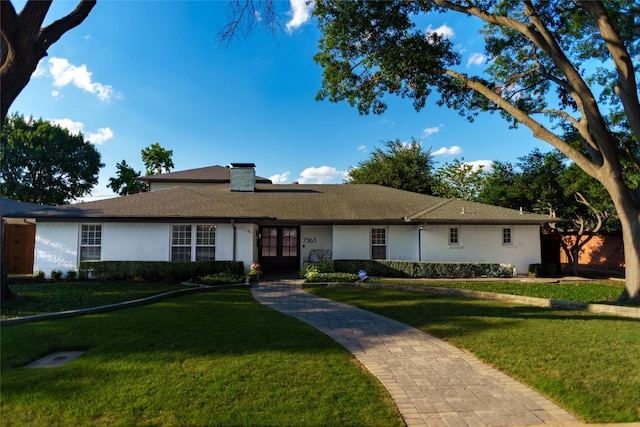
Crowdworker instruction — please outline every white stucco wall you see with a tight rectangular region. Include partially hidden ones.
[300,225,333,267]
[389,225,419,261]
[420,224,541,274]
[332,225,370,259]
[102,223,169,261]
[34,222,80,276]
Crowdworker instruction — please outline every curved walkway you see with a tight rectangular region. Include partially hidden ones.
[251,278,580,427]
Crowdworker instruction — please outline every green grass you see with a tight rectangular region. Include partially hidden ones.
[309,286,640,423]
[1,289,403,426]
[372,278,637,305]
[0,282,187,318]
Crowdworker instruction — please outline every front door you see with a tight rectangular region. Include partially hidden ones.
[259,226,300,274]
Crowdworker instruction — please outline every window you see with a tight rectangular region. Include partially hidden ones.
[172,225,216,261]
[80,224,102,261]
[171,225,192,261]
[449,227,460,245]
[371,228,387,259]
[196,225,216,261]
[502,228,512,245]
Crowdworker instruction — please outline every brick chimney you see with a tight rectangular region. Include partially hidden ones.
[230,163,256,192]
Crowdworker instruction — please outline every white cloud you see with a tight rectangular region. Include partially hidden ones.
[87,128,114,145]
[36,57,118,101]
[49,118,114,145]
[286,0,314,33]
[357,144,367,153]
[432,145,462,156]
[297,166,347,184]
[467,52,487,67]
[425,24,454,39]
[465,159,494,172]
[269,172,291,183]
[422,125,443,138]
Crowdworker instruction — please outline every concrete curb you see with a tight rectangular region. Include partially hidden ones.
[0,283,249,326]
[303,282,640,320]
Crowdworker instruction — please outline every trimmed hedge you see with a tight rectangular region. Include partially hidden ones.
[528,263,558,278]
[332,260,514,278]
[79,261,244,282]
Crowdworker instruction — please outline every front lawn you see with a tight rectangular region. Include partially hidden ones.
[1,289,403,426]
[0,282,186,319]
[309,286,640,423]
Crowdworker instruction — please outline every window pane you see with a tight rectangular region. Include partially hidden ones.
[196,247,216,261]
[196,225,216,245]
[449,227,459,244]
[171,246,191,261]
[80,246,101,261]
[372,246,386,259]
[503,228,512,244]
[172,225,191,245]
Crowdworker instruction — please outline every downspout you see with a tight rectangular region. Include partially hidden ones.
[418,225,423,262]
[230,219,236,261]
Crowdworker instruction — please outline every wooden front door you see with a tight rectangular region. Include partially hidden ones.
[259,226,300,274]
[3,223,36,274]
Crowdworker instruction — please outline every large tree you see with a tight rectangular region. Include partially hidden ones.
[141,143,175,176]
[347,139,434,194]
[1,1,96,121]
[1,0,96,300]
[312,0,640,300]
[107,160,148,196]
[1,113,104,204]
[432,158,487,202]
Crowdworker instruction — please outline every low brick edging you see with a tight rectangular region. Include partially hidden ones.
[303,282,640,320]
[0,283,249,326]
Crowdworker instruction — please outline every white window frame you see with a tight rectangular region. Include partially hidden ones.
[80,224,102,261]
[371,227,387,260]
[171,224,216,262]
[448,226,461,247]
[502,227,513,246]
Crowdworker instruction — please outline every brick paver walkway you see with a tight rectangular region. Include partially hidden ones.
[251,278,580,427]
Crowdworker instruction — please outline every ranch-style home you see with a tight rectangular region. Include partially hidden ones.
[10,163,556,277]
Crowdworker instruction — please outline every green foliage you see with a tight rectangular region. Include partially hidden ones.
[195,273,246,285]
[347,139,435,194]
[141,142,175,176]
[333,260,513,278]
[50,270,63,280]
[65,271,78,281]
[0,113,104,204]
[528,263,559,278]
[433,158,488,201]
[79,261,244,282]
[107,160,148,196]
[302,260,354,282]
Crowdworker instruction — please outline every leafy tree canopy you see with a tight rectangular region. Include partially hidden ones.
[108,160,148,196]
[432,158,487,202]
[0,113,104,204]
[141,143,174,176]
[347,139,434,194]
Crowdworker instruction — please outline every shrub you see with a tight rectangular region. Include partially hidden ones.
[528,263,558,278]
[333,260,514,278]
[66,270,78,281]
[196,273,246,285]
[50,270,63,280]
[79,261,244,282]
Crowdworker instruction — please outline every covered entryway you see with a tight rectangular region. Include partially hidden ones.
[259,226,300,274]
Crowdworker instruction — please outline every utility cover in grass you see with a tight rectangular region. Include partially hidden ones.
[25,351,84,368]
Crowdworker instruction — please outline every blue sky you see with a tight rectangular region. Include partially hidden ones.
[9,0,549,200]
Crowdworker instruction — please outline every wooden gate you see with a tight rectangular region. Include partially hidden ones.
[3,223,36,274]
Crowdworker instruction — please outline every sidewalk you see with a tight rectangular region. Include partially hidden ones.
[251,278,580,427]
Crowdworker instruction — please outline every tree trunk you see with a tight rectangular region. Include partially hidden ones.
[618,207,640,301]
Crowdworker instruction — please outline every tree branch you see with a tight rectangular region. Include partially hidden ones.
[580,0,640,141]
[38,0,96,50]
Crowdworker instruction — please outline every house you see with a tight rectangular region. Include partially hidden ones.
[6,163,556,277]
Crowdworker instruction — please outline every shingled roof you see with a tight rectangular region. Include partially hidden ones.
[13,183,555,225]
[138,165,272,184]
